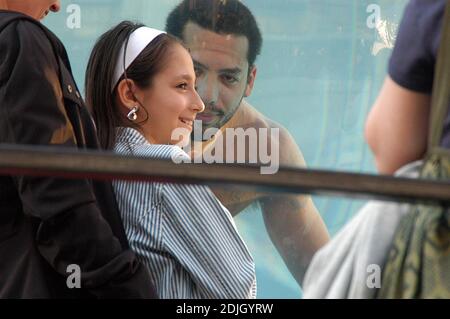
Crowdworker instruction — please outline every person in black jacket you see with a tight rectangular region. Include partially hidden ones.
[0,0,157,298]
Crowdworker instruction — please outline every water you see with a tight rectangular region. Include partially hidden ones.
[44,0,408,298]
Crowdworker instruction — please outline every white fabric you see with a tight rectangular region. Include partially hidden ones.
[302,161,423,299]
[112,27,166,91]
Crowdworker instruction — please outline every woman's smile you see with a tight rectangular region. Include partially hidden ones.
[179,117,195,130]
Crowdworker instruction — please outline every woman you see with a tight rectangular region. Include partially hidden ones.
[85,21,257,299]
[0,1,154,298]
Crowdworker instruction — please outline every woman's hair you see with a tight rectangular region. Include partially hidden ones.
[85,21,182,150]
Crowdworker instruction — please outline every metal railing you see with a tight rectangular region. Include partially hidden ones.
[1,144,450,205]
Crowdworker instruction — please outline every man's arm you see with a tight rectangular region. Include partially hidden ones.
[364,0,440,175]
[260,194,329,286]
[365,76,431,175]
[260,127,329,286]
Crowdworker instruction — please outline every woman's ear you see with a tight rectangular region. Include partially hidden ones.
[116,79,140,110]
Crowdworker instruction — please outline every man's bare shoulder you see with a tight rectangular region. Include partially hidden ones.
[237,101,280,128]
[240,101,306,167]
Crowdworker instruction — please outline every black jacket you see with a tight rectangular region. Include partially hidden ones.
[0,11,157,298]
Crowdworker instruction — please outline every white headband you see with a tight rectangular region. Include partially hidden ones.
[112,27,166,91]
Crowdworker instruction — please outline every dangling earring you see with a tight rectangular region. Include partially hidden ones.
[127,106,139,122]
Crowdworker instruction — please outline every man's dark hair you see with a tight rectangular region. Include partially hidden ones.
[166,0,262,67]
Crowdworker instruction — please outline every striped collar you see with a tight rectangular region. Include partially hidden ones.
[116,127,148,145]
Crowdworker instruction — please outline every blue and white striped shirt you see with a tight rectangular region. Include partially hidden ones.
[112,127,257,299]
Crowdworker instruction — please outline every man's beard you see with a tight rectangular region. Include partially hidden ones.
[192,95,244,142]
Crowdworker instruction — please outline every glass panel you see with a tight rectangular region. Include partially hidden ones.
[42,0,409,298]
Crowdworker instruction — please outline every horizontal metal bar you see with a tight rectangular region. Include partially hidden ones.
[0,144,449,204]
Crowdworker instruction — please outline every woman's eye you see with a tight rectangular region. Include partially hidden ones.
[177,83,188,90]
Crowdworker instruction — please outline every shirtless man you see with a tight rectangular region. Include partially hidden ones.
[166,0,330,285]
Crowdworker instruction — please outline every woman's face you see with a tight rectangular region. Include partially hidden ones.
[7,0,61,20]
[136,43,205,145]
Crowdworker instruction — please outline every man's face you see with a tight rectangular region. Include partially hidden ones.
[8,0,60,20]
[182,22,256,131]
